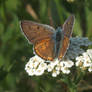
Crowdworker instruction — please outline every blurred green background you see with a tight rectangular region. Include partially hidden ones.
[0,0,92,92]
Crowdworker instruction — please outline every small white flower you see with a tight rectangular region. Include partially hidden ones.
[56,70,60,75]
[25,62,33,69]
[75,60,83,67]
[60,61,67,67]
[76,56,84,67]
[52,70,58,77]
[47,64,54,72]
[76,56,83,61]
[87,49,92,60]
[39,62,47,70]
[55,64,61,71]
[25,63,35,76]
[83,60,91,67]
[27,69,35,76]
[35,69,45,76]
[65,60,74,68]
[83,52,91,61]
[33,61,40,68]
[61,67,70,74]
[88,66,92,72]
[52,73,57,77]
[51,59,59,66]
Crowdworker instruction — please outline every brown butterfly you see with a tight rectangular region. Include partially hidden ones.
[20,15,75,61]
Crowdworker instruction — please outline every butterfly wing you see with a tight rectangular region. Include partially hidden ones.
[20,20,56,61]
[58,15,75,60]
[20,20,55,44]
[34,37,55,61]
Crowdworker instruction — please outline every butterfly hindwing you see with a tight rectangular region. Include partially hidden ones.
[58,15,75,60]
[34,37,55,61]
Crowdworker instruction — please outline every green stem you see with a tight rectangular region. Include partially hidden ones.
[61,75,77,92]
[68,83,77,92]
[69,88,77,92]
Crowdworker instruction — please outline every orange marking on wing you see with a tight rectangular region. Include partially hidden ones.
[47,57,53,61]
[35,38,49,50]
[35,49,42,57]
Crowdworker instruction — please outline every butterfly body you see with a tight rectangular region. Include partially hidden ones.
[53,27,63,58]
[20,15,75,61]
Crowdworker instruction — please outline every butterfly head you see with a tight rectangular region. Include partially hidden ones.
[56,27,62,32]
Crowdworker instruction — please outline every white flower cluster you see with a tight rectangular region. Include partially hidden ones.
[25,56,74,77]
[25,37,92,77]
[76,49,92,72]
[25,56,47,76]
[47,59,74,77]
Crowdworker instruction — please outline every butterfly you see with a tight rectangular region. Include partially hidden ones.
[20,15,75,61]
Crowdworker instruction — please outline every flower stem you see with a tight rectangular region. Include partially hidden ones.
[69,87,77,92]
[61,75,77,92]
[68,83,77,92]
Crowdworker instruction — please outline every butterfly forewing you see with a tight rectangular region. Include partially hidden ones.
[58,15,75,60]
[20,20,55,44]
[62,15,75,38]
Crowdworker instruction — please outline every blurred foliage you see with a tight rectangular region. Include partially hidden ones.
[0,0,92,92]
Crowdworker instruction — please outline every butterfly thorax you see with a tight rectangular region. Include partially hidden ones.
[56,27,62,41]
